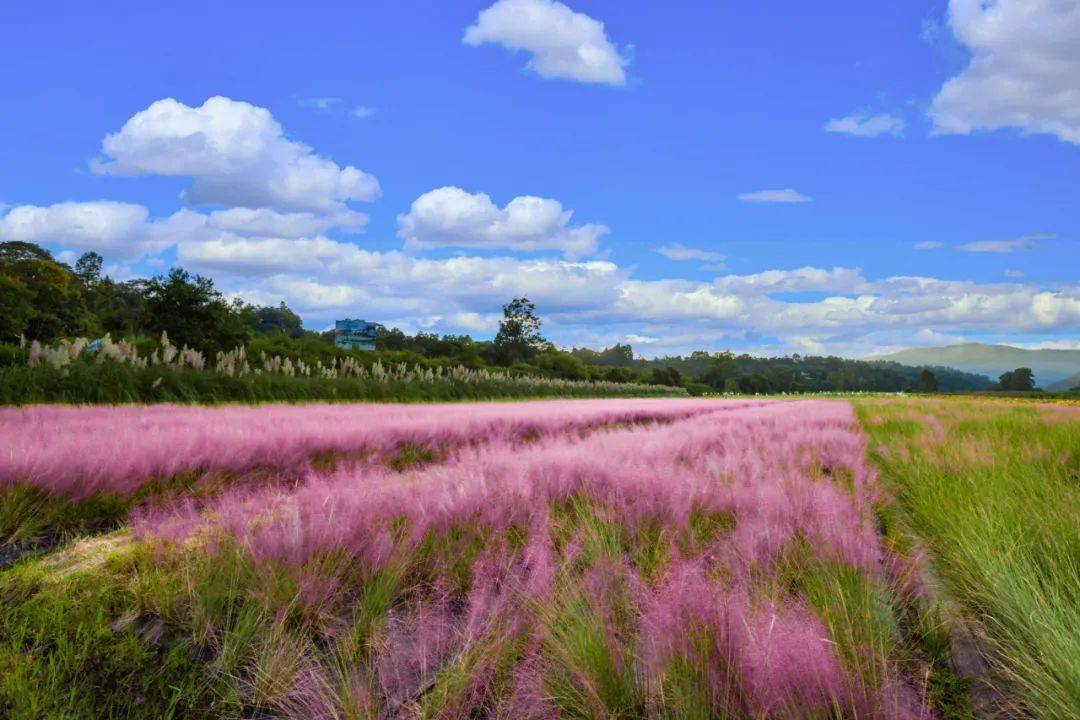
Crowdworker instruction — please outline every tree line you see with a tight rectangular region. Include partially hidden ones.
[1,240,1009,393]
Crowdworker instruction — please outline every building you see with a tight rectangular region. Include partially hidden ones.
[334,319,377,351]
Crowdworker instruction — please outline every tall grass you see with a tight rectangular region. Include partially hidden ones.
[4,334,683,405]
[0,398,725,545]
[126,400,929,717]
[858,398,1080,717]
[1,399,939,717]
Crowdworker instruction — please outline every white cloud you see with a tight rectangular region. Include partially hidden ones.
[352,106,376,119]
[958,234,1054,253]
[1004,268,1025,278]
[91,216,1071,351]
[736,189,812,203]
[206,207,367,237]
[297,97,342,113]
[397,186,607,258]
[0,201,177,259]
[93,96,379,213]
[914,241,943,249]
[1009,339,1080,350]
[655,243,724,262]
[463,0,629,85]
[825,112,905,137]
[930,0,1080,144]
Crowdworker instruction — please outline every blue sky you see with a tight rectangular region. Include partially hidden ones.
[1,0,1077,357]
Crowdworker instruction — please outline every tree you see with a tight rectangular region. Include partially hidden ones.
[0,274,35,340]
[142,268,253,354]
[75,252,104,287]
[699,351,734,389]
[254,302,304,338]
[492,296,548,365]
[0,241,93,341]
[649,366,683,387]
[916,368,938,393]
[998,367,1035,391]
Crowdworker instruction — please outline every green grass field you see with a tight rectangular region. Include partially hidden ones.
[857,396,1080,718]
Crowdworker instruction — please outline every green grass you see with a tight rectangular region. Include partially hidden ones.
[0,361,682,405]
[0,541,220,719]
[857,397,1080,718]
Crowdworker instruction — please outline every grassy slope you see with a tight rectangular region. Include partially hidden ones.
[857,397,1080,718]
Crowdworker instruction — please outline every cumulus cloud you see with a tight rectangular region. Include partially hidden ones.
[655,243,724,262]
[93,96,380,212]
[736,189,812,203]
[139,221,1079,353]
[958,233,1055,253]
[930,0,1080,144]
[825,112,905,137]
[0,201,186,259]
[206,207,367,237]
[463,0,629,85]
[9,197,1074,354]
[397,186,607,258]
[1004,268,1025,278]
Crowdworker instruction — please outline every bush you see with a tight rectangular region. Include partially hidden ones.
[0,343,27,368]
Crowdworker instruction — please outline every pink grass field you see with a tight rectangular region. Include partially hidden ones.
[0,398,735,498]
[3,398,934,717]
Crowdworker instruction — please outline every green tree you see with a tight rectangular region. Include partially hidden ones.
[254,302,304,338]
[142,268,254,354]
[649,366,683,387]
[74,251,104,287]
[0,241,93,341]
[0,274,35,340]
[999,367,1035,391]
[492,296,548,365]
[699,351,734,389]
[534,350,587,380]
[916,368,939,393]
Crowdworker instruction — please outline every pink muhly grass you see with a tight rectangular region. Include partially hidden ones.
[125,399,933,716]
[1,398,734,499]
[377,595,458,709]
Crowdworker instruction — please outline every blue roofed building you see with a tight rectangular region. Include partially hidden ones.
[334,319,377,351]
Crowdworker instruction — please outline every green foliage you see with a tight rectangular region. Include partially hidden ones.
[997,367,1035,391]
[492,295,549,365]
[0,241,94,342]
[254,302,304,338]
[916,368,939,393]
[142,268,254,356]
[0,359,681,405]
[648,351,994,393]
[570,342,635,367]
[533,349,588,380]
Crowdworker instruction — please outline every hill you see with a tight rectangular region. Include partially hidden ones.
[633,352,995,393]
[865,343,1080,387]
[1047,371,1080,392]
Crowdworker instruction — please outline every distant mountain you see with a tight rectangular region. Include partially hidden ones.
[1047,371,1080,392]
[866,343,1080,387]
